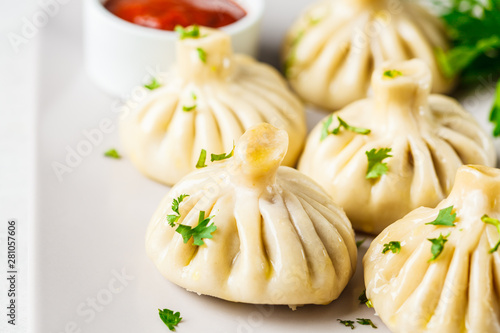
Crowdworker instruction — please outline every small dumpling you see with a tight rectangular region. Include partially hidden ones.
[364,165,500,333]
[120,27,306,186]
[146,123,357,307]
[282,0,454,110]
[299,59,496,234]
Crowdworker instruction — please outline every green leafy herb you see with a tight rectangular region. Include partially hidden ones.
[196,149,207,168]
[356,239,366,248]
[166,194,189,227]
[175,25,200,39]
[321,115,371,141]
[428,233,450,262]
[144,78,161,90]
[175,211,217,246]
[183,105,197,112]
[356,318,377,329]
[211,146,234,162]
[337,319,355,329]
[426,206,457,227]
[158,308,182,331]
[197,48,207,63]
[383,69,403,78]
[481,215,500,253]
[382,241,401,254]
[490,80,500,137]
[104,148,121,159]
[358,289,373,308]
[365,148,392,179]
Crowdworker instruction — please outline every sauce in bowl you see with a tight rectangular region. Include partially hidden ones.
[104,0,247,31]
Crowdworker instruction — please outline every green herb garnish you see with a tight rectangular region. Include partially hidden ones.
[481,215,500,253]
[356,318,377,329]
[356,239,366,248]
[383,69,403,78]
[365,148,392,179]
[211,146,234,162]
[166,194,189,226]
[382,241,401,254]
[104,148,121,159]
[158,308,182,331]
[337,319,355,329]
[183,105,196,112]
[428,233,450,262]
[144,78,161,90]
[426,206,457,227]
[321,115,371,140]
[175,25,200,39]
[191,91,197,101]
[197,48,207,63]
[196,149,207,168]
[175,211,217,246]
[490,80,500,137]
[358,289,373,308]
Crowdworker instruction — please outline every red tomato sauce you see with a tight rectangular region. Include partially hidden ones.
[104,0,247,31]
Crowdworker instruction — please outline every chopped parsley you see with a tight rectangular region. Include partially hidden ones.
[211,146,234,162]
[104,148,121,159]
[321,115,371,140]
[144,78,161,90]
[365,148,392,179]
[426,206,457,227]
[183,105,196,112]
[196,149,207,168]
[158,308,182,331]
[175,211,217,246]
[358,289,373,308]
[337,319,355,329]
[481,215,500,253]
[356,318,377,329]
[196,48,207,63]
[175,25,200,39]
[166,194,189,226]
[382,241,401,254]
[356,239,366,248]
[383,69,403,78]
[428,233,450,262]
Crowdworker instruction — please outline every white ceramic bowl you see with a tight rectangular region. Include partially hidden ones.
[83,0,265,97]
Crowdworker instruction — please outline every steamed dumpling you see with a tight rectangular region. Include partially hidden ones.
[120,27,306,186]
[283,0,454,110]
[364,165,500,333]
[299,59,496,234]
[146,123,357,307]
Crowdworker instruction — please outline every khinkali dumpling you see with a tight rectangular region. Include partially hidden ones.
[299,59,496,234]
[364,165,500,333]
[283,0,454,110]
[121,27,306,186]
[146,123,357,307]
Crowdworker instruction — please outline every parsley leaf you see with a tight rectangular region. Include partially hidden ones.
[365,148,392,179]
[356,238,366,248]
[426,206,457,226]
[481,215,500,253]
[356,318,377,329]
[358,289,373,308]
[175,25,200,39]
[321,115,371,141]
[175,211,217,246]
[144,78,161,90]
[104,148,121,159]
[158,308,182,331]
[382,241,401,254]
[428,233,450,262]
[196,48,207,63]
[211,146,234,162]
[166,194,189,227]
[196,149,207,168]
[490,80,500,137]
[337,319,355,329]
[183,105,196,112]
[383,69,403,78]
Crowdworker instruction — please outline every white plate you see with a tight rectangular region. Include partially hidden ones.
[29,1,500,333]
